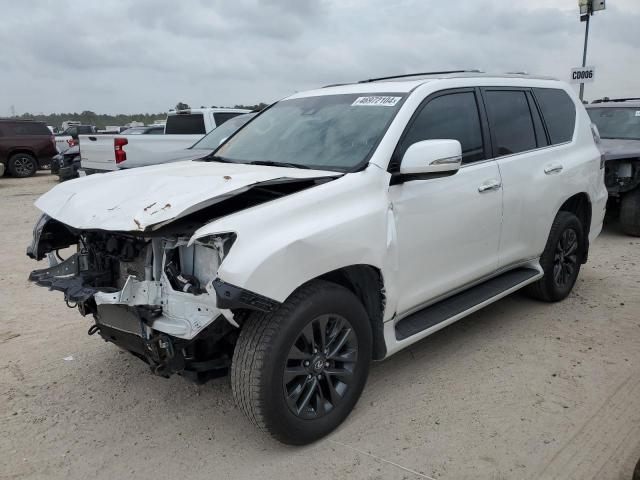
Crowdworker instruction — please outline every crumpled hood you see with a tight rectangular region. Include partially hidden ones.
[599,138,640,161]
[36,160,340,231]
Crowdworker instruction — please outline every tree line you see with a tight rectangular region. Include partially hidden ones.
[11,102,269,129]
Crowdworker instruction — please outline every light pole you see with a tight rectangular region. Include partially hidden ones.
[578,0,605,101]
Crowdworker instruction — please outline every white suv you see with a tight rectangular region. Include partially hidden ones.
[27,71,607,445]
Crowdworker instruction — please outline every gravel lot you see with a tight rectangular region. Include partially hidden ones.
[1,172,639,480]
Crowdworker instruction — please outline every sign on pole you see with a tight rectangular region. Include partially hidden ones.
[579,0,605,14]
[571,66,595,84]
[579,0,589,14]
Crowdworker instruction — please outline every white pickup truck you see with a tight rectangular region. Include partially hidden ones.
[79,108,250,172]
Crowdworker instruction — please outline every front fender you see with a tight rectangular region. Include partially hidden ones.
[191,166,394,303]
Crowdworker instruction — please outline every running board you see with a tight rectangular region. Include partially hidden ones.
[395,267,541,341]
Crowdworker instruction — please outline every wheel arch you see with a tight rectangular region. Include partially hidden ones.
[558,192,592,263]
[8,147,37,159]
[316,265,387,360]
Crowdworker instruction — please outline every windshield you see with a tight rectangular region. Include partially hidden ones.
[191,113,256,150]
[588,107,640,140]
[214,93,405,171]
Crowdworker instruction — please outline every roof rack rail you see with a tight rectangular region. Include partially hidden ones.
[358,70,482,83]
[592,97,640,104]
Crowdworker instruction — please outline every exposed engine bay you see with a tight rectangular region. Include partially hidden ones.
[29,224,244,381]
[25,175,333,381]
[604,158,640,195]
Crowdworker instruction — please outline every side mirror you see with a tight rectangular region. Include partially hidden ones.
[396,139,462,181]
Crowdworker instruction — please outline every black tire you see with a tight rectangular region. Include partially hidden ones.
[620,188,640,237]
[8,153,37,178]
[231,279,372,445]
[633,457,640,480]
[526,211,584,302]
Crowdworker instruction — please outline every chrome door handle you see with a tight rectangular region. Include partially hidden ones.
[478,180,502,193]
[544,164,564,174]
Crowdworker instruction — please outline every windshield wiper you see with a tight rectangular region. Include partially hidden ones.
[247,160,311,169]
[199,154,236,163]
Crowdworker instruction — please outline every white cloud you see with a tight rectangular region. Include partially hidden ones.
[0,0,636,114]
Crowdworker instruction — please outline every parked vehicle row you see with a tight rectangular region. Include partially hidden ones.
[52,115,255,182]
[79,107,250,173]
[27,72,607,444]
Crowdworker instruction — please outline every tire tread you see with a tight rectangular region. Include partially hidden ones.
[526,211,582,302]
[620,188,640,237]
[230,280,335,437]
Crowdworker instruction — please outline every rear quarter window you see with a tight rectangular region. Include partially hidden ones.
[165,114,206,134]
[213,112,242,126]
[533,88,576,144]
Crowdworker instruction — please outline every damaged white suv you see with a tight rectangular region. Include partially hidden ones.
[28,71,607,445]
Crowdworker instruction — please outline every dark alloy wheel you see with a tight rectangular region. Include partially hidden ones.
[526,211,584,302]
[231,280,372,445]
[283,314,358,419]
[552,227,578,288]
[8,153,37,178]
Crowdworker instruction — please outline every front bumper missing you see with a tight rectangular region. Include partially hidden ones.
[94,304,230,381]
[28,252,281,341]
[29,253,104,302]
[29,252,230,340]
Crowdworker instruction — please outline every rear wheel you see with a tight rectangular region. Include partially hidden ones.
[231,280,372,445]
[620,188,640,237]
[8,153,37,178]
[526,211,584,302]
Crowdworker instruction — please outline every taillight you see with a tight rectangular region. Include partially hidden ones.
[114,137,128,164]
[67,138,77,147]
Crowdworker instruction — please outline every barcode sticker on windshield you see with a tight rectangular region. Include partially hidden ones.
[351,96,401,107]
[635,111,640,117]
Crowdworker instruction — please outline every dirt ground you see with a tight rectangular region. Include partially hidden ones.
[1,172,639,480]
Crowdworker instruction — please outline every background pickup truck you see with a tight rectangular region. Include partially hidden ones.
[55,125,97,153]
[79,108,250,172]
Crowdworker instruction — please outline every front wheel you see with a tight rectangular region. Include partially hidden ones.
[231,280,372,445]
[526,211,584,302]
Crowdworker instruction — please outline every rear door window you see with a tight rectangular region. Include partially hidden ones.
[483,90,537,157]
[213,112,242,126]
[533,88,576,144]
[165,114,206,134]
[398,91,485,164]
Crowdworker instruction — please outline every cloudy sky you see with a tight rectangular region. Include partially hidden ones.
[0,0,638,115]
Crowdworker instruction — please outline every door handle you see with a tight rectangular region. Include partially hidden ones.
[544,164,563,174]
[478,180,502,193]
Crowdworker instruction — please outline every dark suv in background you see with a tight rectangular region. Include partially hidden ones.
[0,119,57,177]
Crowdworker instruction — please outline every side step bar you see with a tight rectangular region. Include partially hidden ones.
[395,267,541,341]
